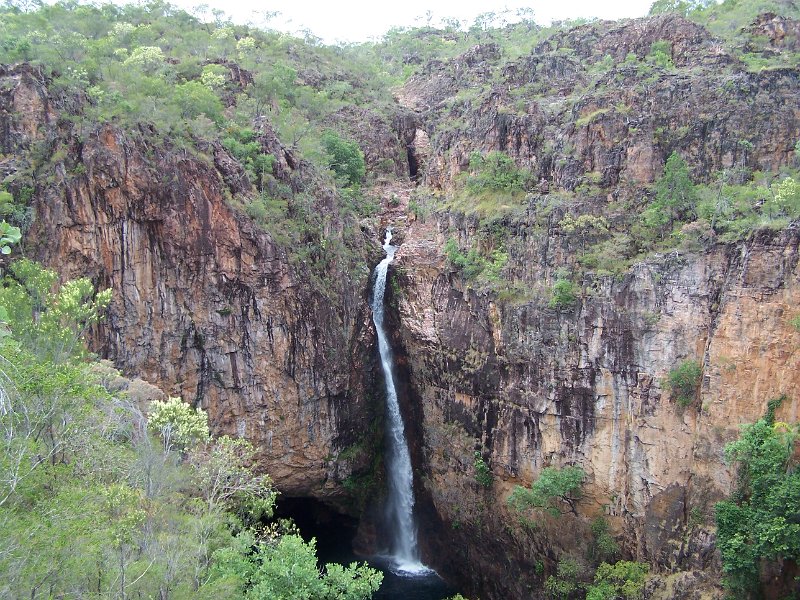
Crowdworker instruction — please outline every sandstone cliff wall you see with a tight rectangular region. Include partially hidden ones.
[387,14,800,598]
[0,64,383,504]
[390,224,798,598]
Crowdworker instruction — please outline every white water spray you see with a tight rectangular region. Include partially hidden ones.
[371,228,430,575]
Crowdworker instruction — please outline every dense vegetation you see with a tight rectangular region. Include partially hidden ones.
[0,0,388,296]
[715,398,800,595]
[507,467,649,600]
[0,246,382,598]
[1,0,799,598]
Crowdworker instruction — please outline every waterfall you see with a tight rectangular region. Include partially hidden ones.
[371,228,429,575]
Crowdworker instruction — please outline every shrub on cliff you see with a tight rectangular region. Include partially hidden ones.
[643,152,697,240]
[473,451,493,488]
[589,517,620,564]
[466,151,530,194]
[544,557,582,599]
[666,359,702,407]
[508,466,585,517]
[715,412,800,595]
[549,278,579,310]
[444,237,508,285]
[322,131,366,188]
[585,560,649,600]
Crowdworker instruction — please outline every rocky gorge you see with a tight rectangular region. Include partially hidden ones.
[1,5,799,599]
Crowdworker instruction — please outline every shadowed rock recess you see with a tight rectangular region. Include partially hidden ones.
[2,7,800,600]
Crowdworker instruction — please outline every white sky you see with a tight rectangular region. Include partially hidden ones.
[167,0,656,44]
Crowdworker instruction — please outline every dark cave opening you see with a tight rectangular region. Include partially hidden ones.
[272,497,360,563]
[273,496,457,600]
[407,145,420,182]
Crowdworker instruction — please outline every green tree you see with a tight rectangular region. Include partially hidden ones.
[643,152,697,238]
[189,435,276,520]
[589,517,619,564]
[172,80,224,123]
[148,395,210,450]
[508,466,585,516]
[559,213,610,253]
[467,151,528,193]
[767,176,800,219]
[666,359,702,407]
[0,259,112,361]
[544,558,581,599]
[208,534,382,599]
[586,561,649,600]
[715,417,800,594]
[549,278,579,310]
[321,131,366,187]
[122,45,165,73]
[648,0,713,16]
[474,451,493,488]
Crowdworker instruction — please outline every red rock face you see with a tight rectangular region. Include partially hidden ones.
[385,15,800,600]
[0,65,383,506]
[2,11,799,599]
[390,222,800,598]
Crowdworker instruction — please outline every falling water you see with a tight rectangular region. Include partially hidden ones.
[371,228,429,575]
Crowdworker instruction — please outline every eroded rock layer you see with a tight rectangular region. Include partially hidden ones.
[0,64,386,504]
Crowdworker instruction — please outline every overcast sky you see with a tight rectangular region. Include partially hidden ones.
[165,0,656,44]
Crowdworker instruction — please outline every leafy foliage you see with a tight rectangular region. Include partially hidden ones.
[646,41,674,69]
[0,221,21,257]
[589,517,620,564]
[643,152,697,239]
[649,0,715,17]
[0,259,111,361]
[473,451,493,488]
[322,131,366,188]
[0,259,383,600]
[544,558,581,599]
[666,359,702,407]
[585,561,649,600]
[444,237,508,285]
[559,214,610,252]
[149,395,211,450]
[467,151,530,193]
[173,80,225,123]
[211,533,382,599]
[549,278,579,310]
[715,416,800,594]
[508,466,585,517]
[222,127,277,190]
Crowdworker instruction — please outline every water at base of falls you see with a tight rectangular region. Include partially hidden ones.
[273,498,456,599]
[371,227,432,576]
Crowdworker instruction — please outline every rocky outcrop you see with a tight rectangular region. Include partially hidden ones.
[402,16,799,194]
[386,13,800,600]
[390,218,799,598]
[0,64,383,505]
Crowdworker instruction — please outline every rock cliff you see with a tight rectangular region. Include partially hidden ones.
[384,14,800,600]
[0,63,386,505]
[1,9,799,600]
[391,222,799,598]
